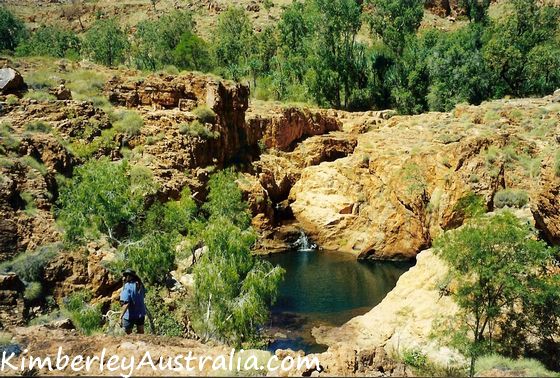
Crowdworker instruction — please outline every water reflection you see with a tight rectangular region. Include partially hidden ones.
[264,250,413,353]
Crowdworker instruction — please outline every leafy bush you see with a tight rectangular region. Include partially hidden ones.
[192,105,217,124]
[16,25,80,58]
[24,282,43,302]
[0,6,26,51]
[62,291,102,336]
[192,169,284,347]
[57,158,154,244]
[112,110,144,137]
[112,233,175,286]
[145,289,184,336]
[0,122,20,150]
[179,120,219,139]
[24,120,51,133]
[402,349,428,368]
[68,128,118,159]
[493,189,529,209]
[0,243,61,282]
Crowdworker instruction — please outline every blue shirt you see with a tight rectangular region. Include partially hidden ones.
[120,282,146,320]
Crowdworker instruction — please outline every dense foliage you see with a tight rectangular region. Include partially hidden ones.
[16,25,80,58]
[4,0,559,112]
[0,6,26,51]
[435,212,560,376]
[192,170,284,347]
[82,18,129,66]
[56,160,283,343]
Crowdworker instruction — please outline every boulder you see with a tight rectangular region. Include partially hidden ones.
[0,67,26,94]
[48,85,72,100]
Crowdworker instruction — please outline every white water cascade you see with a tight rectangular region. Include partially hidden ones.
[294,230,317,252]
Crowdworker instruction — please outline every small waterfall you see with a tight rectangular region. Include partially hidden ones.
[294,230,317,252]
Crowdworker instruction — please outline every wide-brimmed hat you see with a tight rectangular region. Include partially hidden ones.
[121,268,138,278]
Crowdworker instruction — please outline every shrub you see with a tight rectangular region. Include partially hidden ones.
[24,120,51,133]
[20,155,48,176]
[0,122,20,150]
[179,120,219,139]
[475,354,556,377]
[0,243,61,282]
[23,282,43,302]
[192,105,217,124]
[112,110,144,137]
[26,69,59,90]
[62,291,102,336]
[64,70,107,105]
[5,94,18,105]
[20,191,37,216]
[493,189,528,209]
[402,349,428,368]
[16,25,80,58]
[68,128,118,159]
[57,158,156,244]
[144,289,184,336]
[192,169,284,347]
[0,6,26,51]
[111,232,176,286]
[23,90,56,102]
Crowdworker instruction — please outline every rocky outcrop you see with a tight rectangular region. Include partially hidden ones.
[246,106,341,151]
[288,98,560,259]
[44,242,119,306]
[0,67,26,94]
[532,156,560,244]
[0,273,26,328]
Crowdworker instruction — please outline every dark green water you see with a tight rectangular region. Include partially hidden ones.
[264,250,413,354]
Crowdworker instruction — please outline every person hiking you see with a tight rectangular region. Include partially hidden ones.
[119,269,149,334]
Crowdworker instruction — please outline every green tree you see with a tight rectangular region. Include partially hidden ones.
[365,0,424,56]
[173,32,212,72]
[82,18,129,66]
[212,6,255,81]
[192,170,284,346]
[459,0,491,23]
[132,10,195,70]
[434,212,559,377]
[0,6,26,51]
[16,25,80,58]
[304,0,364,109]
[426,25,492,111]
[482,0,560,97]
[57,158,155,245]
[202,169,251,229]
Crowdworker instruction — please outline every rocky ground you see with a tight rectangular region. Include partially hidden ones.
[1,59,560,376]
[2,0,466,40]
